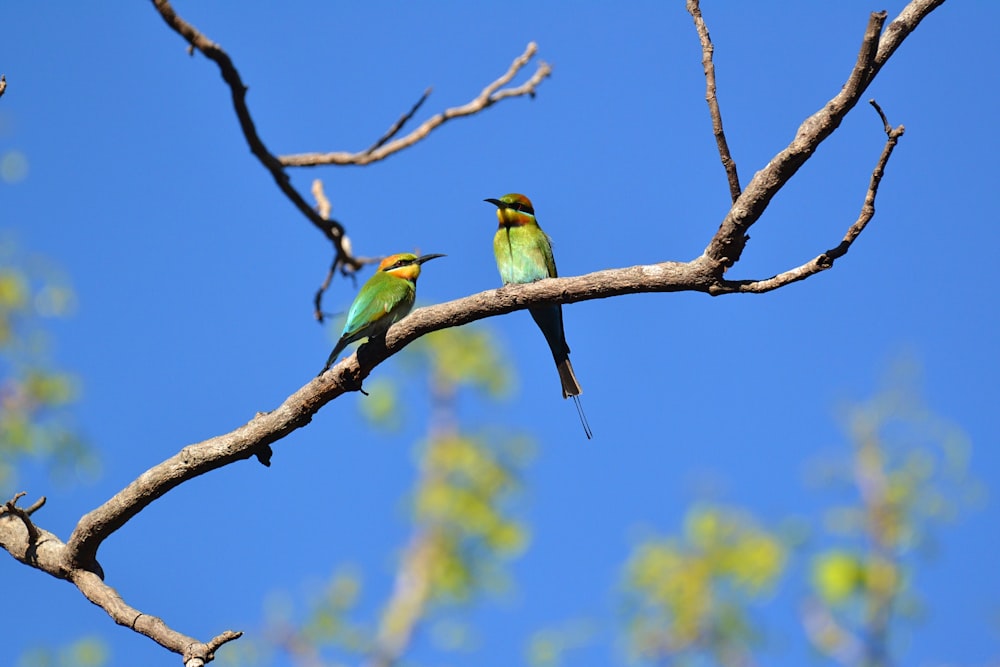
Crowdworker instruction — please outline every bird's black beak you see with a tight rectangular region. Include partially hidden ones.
[415,253,446,265]
[484,198,505,209]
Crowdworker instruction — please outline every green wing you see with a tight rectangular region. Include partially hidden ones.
[342,274,415,340]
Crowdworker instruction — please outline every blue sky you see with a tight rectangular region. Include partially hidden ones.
[2,2,998,666]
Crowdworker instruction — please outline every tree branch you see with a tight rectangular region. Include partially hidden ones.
[0,494,241,665]
[150,0,552,316]
[61,257,715,568]
[703,0,943,270]
[686,0,741,202]
[713,101,905,295]
[364,88,433,156]
[0,74,7,99]
[149,0,357,270]
[278,42,553,167]
[4,2,944,662]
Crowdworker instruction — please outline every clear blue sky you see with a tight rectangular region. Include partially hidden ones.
[2,2,998,666]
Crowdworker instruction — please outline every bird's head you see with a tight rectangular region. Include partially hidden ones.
[377,252,446,281]
[484,193,536,227]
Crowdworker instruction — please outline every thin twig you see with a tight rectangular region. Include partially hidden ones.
[2,492,39,546]
[365,88,433,155]
[686,0,741,202]
[280,43,552,167]
[25,495,47,515]
[311,178,332,221]
[715,102,904,294]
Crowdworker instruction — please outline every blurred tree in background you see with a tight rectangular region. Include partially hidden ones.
[622,505,788,666]
[0,239,95,493]
[618,360,979,667]
[803,361,981,667]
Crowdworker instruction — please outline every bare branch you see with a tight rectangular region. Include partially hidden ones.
[311,178,333,221]
[364,87,432,155]
[71,568,243,666]
[703,0,943,270]
[0,74,7,98]
[60,256,714,571]
[714,102,905,294]
[279,43,553,167]
[309,179,380,322]
[25,495,47,515]
[148,0,361,271]
[686,0,741,202]
[1,494,239,663]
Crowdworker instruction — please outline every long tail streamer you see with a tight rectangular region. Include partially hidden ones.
[572,395,593,440]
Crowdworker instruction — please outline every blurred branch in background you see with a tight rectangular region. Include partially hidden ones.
[804,359,981,667]
[225,325,531,667]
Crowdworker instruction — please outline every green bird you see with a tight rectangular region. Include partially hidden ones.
[320,252,445,374]
[485,193,592,439]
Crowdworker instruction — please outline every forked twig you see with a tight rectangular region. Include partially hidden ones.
[279,43,552,167]
[714,101,904,294]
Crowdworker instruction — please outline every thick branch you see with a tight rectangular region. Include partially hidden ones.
[279,43,552,167]
[714,101,905,294]
[0,495,240,665]
[703,0,943,269]
[64,256,717,567]
[686,0,741,202]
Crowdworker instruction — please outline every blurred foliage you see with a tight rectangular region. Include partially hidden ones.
[619,360,978,667]
[0,238,95,494]
[16,636,108,667]
[228,325,530,667]
[803,360,981,666]
[622,505,787,666]
[526,620,596,667]
[2,239,103,667]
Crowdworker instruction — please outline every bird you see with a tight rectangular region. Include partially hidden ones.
[485,193,592,439]
[319,252,445,375]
